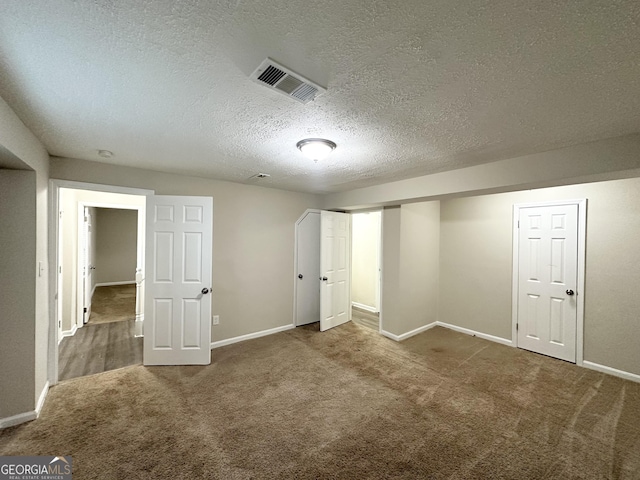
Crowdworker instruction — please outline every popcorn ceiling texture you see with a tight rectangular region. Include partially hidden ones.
[1,1,639,193]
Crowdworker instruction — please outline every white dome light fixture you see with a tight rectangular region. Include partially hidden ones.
[296,138,337,162]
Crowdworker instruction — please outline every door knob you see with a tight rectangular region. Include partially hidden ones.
[566,289,574,296]
[201,288,211,295]
[321,277,328,281]
[298,274,303,279]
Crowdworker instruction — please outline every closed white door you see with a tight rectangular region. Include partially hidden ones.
[320,211,351,332]
[295,211,321,326]
[517,204,578,362]
[144,195,213,365]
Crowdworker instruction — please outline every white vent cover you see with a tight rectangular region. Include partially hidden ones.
[250,58,326,104]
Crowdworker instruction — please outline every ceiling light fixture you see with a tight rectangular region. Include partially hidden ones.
[296,138,337,162]
[98,149,114,158]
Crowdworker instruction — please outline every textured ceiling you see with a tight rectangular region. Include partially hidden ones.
[1,1,639,193]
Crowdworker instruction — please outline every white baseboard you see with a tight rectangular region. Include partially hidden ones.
[380,322,511,346]
[381,322,437,342]
[0,410,37,429]
[582,361,640,384]
[381,322,639,384]
[61,324,78,340]
[134,316,144,337]
[435,322,514,347]
[352,302,379,314]
[95,281,136,287]
[211,324,295,350]
[0,382,49,429]
[36,382,49,416]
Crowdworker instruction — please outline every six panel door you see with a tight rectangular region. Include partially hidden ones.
[320,211,351,332]
[517,204,578,362]
[144,195,213,365]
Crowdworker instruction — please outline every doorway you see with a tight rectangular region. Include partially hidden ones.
[58,202,143,380]
[294,210,321,327]
[294,209,353,331]
[294,209,380,333]
[512,200,586,364]
[50,181,151,384]
[351,211,382,331]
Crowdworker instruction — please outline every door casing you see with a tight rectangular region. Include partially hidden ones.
[511,199,587,365]
[78,205,93,327]
[293,209,353,331]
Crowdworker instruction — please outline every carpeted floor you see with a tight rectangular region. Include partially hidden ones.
[88,284,136,325]
[2,323,639,479]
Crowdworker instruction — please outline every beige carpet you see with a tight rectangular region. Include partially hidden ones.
[87,284,136,325]
[2,323,639,479]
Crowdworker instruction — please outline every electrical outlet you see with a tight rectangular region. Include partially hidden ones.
[212,315,219,325]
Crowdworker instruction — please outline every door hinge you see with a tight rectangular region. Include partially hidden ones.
[83,307,88,313]
[517,220,520,228]
[516,323,519,331]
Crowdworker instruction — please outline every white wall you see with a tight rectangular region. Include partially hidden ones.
[50,157,321,341]
[382,202,440,337]
[95,208,138,284]
[0,95,49,421]
[59,188,77,333]
[439,177,640,376]
[381,207,401,334]
[351,211,381,311]
[0,170,37,419]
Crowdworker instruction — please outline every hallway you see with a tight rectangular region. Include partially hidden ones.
[58,285,142,381]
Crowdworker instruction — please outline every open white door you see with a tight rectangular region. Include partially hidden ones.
[320,211,351,332]
[144,195,213,365]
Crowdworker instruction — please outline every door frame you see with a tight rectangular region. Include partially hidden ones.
[48,179,153,386]
[350,210,382,315]
[511,199,587,365]
[56,207,64,343]
[293,209,356,330]
[75,201,144,330]
[77,204,93,328]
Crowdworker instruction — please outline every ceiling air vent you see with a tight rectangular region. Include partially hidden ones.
[250,58,326,104]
